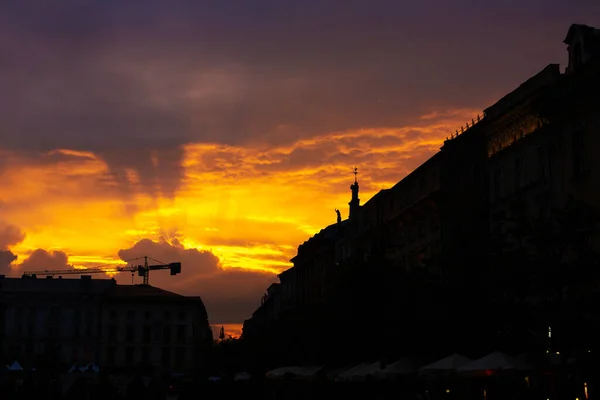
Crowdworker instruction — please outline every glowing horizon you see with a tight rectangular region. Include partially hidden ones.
[1,108,480,326]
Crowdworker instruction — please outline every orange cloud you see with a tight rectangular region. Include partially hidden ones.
[0,107,480,325]
[19,249,72,273]
[0,221,25,276]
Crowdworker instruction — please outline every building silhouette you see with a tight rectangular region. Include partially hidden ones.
[242,23,600,363]
[0,276,212,373]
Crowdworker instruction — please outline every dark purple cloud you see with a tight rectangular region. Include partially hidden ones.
[0,222,25,276]
[0,0,597,198]
[0,251,18,276]
[19,249,72,271]
[0,222,25,249]
[0,245,73,278]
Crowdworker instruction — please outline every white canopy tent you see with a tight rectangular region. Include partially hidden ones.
[294,365,324,379]
[333,363,367,381]
[234,372,252,382]
[376,359,414,380]
[266,365,323,379]
[419,354,472,373]
[458,352,531,373]
[6,361,23,371]
[266,366,304,379]
[336,362,383,382]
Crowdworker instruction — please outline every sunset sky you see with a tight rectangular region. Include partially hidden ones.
[0,1,597,337]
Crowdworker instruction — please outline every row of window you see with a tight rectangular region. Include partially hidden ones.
[491,145,550,201]
[11,321,88,338]
[104,345,187,368]
[106,324,187,343]
[109,309,188,321]
[491,129,590,201]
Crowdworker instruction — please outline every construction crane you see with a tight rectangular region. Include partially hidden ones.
[21,256,181,286]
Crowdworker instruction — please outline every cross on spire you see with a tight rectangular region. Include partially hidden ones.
[354,166,358,183]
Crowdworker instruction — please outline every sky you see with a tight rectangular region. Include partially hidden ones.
[0,0,597,337]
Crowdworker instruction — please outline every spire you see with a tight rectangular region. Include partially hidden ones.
[349,166,360,220]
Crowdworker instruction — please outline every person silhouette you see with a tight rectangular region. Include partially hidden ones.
[335,209,341,223]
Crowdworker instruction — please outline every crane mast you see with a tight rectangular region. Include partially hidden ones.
[22,256,182,285]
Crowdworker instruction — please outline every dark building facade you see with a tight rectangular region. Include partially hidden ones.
[243,23,600,362]
[0,276,212,373]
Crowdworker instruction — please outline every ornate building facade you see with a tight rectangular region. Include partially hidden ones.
[242,23,600,359]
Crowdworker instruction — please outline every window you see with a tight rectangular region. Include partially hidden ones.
[126,326,135,342]
[107,325,117,341]
[48,322,59,338]
[177,325,186,342]
[175,347,186,368]
[126,310,135,321]
[106,347,116,365]
[417,220,426,238]
[537,146,548,181]
[141,347,150,364]
[163,326,171,343]
[110,310,117,320]
[153,324,162,341]
[125,347,135,365]
[493,169,503,200]
[161,347,171,367]
[572,129,589,176]
[514,158,523,190]
[142,325,151,343]
[177,311,186,321]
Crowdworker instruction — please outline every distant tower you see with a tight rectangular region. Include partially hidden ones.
[349,166,360,220]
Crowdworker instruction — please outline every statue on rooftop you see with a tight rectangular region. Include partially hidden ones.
[335,209,342,223]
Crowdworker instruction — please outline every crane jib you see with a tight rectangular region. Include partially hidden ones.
[21,257,182,285]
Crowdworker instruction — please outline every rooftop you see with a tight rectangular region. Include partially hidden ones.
[106,284,186,299]
[0,276,117,294]
[564,24,600,44]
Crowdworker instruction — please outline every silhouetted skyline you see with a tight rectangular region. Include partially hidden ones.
[0,0,598,333]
